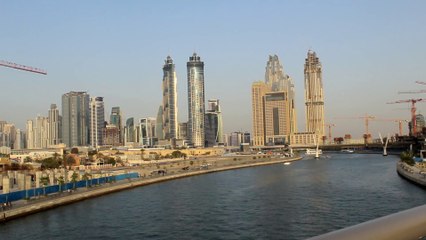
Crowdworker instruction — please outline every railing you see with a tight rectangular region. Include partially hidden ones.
[308,204,426,240]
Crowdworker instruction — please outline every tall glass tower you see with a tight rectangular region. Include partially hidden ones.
[187,53,205,148]
[110,106,122,144]
[90,96,105,148]
[162,56,178,140]
[48,103,61,145]
[62,91,90,147]
[304,50,325,137]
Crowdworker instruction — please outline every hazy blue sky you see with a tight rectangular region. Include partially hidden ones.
[1,0,425,138]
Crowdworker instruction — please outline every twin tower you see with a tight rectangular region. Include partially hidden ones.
[160,53,206,148]
[252,50,325,146]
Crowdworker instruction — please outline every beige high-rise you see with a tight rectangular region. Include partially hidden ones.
[252,81,267,146]
[251,55,296,146]
[304,50,325,137]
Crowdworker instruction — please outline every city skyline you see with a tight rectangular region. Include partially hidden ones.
[1,1,426,138]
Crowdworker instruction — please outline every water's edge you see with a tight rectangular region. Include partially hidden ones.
[0,156,301,223]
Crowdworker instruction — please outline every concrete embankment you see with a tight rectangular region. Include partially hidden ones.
[1,156,301,223]
[396,161,426,188]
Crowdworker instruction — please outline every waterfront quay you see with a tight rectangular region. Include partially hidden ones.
[396,161,426,187]
[0,154,301,223]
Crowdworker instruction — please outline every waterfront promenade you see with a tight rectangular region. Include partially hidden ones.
[0,154,301,222]
[396,161,426,187]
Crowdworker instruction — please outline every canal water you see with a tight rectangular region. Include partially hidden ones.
[1,154,426,239]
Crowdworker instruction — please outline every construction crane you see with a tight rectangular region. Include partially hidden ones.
[398,90,426,94]
[387,99,426,136]
[324,123,335,144]
[0,60,47,75]
[374,119,408,136]
[335,114,375,142]
[398,81,426,94]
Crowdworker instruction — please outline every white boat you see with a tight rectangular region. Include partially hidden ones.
[283,162,291,165]
[306,148,323,157]
[341,149,354,153]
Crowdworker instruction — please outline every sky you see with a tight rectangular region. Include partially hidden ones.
[1,0,426,139]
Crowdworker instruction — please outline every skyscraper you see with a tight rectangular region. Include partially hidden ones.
[155,106,164,140]
[304,50,325,137]
[205,99,224,147]
[187,53,205,148]
[62,91,90,147]
[110,107,122,144]
[251,55,295,146]
[124,117,135,144]
[162,56,178,140]
[265,55,297,133]
[252,81,268,146]
[48,104,61,146]
[90,97,105,148]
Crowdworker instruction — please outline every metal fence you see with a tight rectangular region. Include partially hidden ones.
[0,172,139,204]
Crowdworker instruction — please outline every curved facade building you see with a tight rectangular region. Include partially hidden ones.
[162,56,178,140]
[187,53,205,147]
[304,50,325,137]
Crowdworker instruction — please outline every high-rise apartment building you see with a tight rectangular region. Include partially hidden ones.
[90,97,105,148]
[110,107,122,144]
[26,117,48,149]
[265,55,297,133]
[187,53,205,148]
[156,106,164,140]
[205,99,224,147]
[103,124,120,146]
[304,50,325,137]
[251,55,295,146]
[162,56,178,140]
[252,81,268,146]
[2,123,16,148]
[62,91,90,147]
[263,92,290,145]
[48,104,61,145]
[124,117,135,144]
[139,118,157,147]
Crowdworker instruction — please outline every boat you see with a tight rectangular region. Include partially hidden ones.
[305,148,323,159]
[341,149,354,153]
[283,162,291,165]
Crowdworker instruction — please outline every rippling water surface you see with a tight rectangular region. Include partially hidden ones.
[1,154,426,239]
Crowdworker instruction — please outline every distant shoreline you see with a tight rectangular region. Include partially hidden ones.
[1,155,302,223]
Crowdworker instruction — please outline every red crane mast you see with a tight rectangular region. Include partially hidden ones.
[387,99,425,136]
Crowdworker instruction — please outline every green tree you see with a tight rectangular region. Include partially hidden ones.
[24,156,33,163]
[71,172,79,189]
[82,172,92,188]
[40,176,50,195]
[171,150,187,158]
[57,176,65,192]
[41,157,61,169]
[105,157,116,166]
[401,151,415,166]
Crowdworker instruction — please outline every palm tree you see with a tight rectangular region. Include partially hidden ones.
[39,176,50,196]
[57,176,65,192]
[71,172,79,190]
[82,172,92,188]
